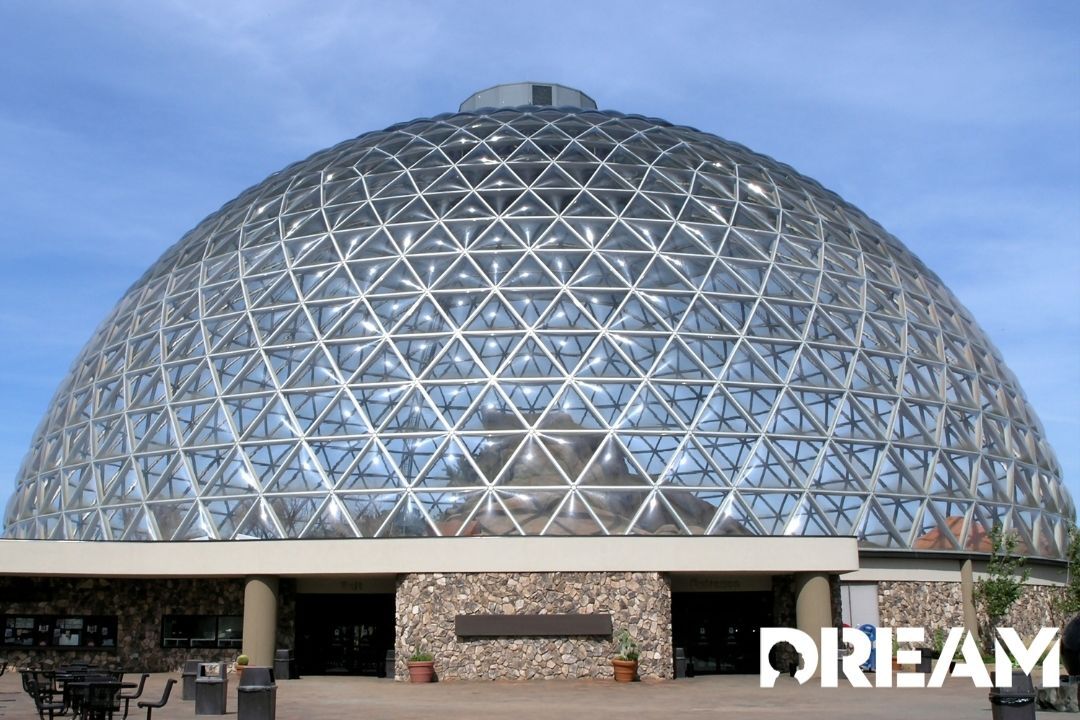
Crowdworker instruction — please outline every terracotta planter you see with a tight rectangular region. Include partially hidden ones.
[407,660,435,683]
[612,658,638,683]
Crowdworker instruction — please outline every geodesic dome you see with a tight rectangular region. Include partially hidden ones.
[4,85,1071,558]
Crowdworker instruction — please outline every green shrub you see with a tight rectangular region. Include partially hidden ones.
[614,629,639,661]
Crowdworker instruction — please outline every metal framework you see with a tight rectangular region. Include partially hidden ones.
[3,104,1071,557]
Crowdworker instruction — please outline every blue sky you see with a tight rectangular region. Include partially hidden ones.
[0,1,1077,516]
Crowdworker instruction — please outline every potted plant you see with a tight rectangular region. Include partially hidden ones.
[235,654,249,680]
[612,629,639,682]
[407,650,435,683]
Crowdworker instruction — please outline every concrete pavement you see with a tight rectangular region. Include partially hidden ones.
[0,670,1042,719]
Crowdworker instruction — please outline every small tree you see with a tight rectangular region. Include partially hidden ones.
[976,525,1030,652]
[1053,524,1080,626]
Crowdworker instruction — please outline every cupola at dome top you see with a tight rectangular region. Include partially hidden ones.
[459,82,597,111]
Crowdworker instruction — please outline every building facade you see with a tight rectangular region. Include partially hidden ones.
[1,83,1070,678]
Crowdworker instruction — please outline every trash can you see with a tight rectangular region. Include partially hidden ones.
[858,624,877,673]
[989,673,1036,720]
[237,666,276,720]
[673,648,687,679]
[915,649,932,674]
[273,649,296,681]
[385,649,395,680]
[195,662,228,715]
[182,660,201,701]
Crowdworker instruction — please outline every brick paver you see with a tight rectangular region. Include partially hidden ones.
[0,670,1040,719]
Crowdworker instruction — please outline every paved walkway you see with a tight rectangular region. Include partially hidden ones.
[0,671,1047,719]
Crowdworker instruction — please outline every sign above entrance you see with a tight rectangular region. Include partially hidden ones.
[455,614,613,638]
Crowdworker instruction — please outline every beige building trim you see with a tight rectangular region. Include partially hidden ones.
[0,536,858,577]
[843,555,1066,586]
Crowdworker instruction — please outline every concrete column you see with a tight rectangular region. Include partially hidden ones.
[242,576,279,667]
[960,559,978,639]
[795,572,833,676]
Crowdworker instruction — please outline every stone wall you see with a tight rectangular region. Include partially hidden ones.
[877,580,1064,642]
[395,572,672,680]
[878,581,965,632]
[0,576,296,671]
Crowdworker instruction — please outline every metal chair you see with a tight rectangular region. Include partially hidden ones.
[119,674,149,720]
[136,680,175,720]
[83,682,121,720]
[25,675,67,720]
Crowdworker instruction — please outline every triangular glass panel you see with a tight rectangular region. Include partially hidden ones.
[465,333,523,374]
[617,433,680,479]
[741,491,801,534]
[352,384,410,429]
[381,435,441,487]
[393,297,452,336]
[353,342,414,383]
[569,290,625,327]
[538,383,606,430]
[607,292,669,332]
[263,444,329,493]
[570,254,631,289]
[651,338,712,380]
[536,332,598,374]
[766,390,824,436]
[695,386,755,433]
[656,440,721,488]
[616,385,684,431]
[499,337,560,379]
[412,439,483,489]
[282,388,338,431]
[309,391,371,438]
[622,493,686,536]
[576,336,637,378]
[725,385,780,429]
[737,441,804,490]
[500,381,559,418]
[380,387,446,433]
[421,339,482,382]
[265,495,323,538]
[576,381,639,425]
[495,438,573,487]
[307,440,370,489]
[424,382,485,429]
[701,493,759,536]
[650,383,710,425]
[231,500,283,539]
[785,496,837,536]
[321,339,380,383]
[697,435,759,483]
[464,293,524,332]
[541,492,607,536]
[381,494,438,537]
[395,336,452,378]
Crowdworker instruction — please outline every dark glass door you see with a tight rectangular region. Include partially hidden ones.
[671,591,773,674]
[295,594,394,676]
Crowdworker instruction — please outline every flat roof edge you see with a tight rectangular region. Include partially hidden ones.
[0,536,859,577]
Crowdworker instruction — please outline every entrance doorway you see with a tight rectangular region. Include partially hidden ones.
[294,594,394,676]
[671,591,773,674]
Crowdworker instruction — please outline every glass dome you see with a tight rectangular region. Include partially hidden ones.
[4,96,1071,557]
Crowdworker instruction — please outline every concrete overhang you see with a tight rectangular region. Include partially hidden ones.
[0,536,859,577]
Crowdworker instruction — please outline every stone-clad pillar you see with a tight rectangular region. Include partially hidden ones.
[795,572,833,676]
[242,576,279,667]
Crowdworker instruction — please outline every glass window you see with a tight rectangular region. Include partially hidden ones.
[161,615,244,649]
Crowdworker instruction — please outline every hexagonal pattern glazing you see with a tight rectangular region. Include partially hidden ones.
[4,106,1071,557]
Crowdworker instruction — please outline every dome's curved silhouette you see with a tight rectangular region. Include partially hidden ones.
[5,90,1070,557]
